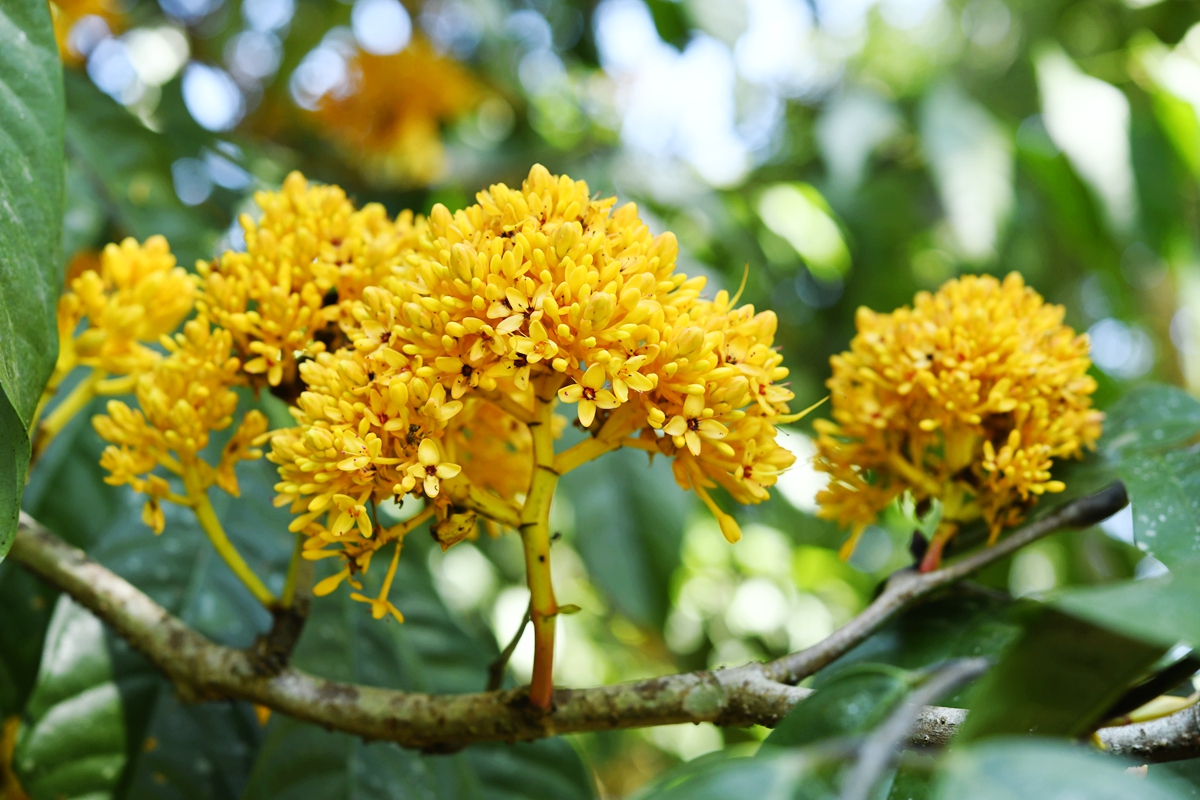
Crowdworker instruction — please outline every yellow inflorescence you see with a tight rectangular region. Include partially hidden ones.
[59,235,194,380]
[195,173,417,391]
[93,317,267,533]
[814,272,1102,561]
[266,164,803,611]
[309,38,482,187]
[79,166,802,621]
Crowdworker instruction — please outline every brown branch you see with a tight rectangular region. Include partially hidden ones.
[8,484,1145,754]
[764,481,1130,684]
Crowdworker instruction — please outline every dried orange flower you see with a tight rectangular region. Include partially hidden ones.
[814,273,1103,568]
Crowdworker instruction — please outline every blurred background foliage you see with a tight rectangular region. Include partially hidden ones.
[9,0,1200,795]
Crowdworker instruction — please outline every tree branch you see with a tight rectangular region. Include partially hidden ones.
[764,481,1130,684]
[8,483,1151,755]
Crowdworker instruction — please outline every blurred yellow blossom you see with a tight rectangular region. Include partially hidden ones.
[814,273,1103,569]
[49,0,123,65]
[308,38,482,187]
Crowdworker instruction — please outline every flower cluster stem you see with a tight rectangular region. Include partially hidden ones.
[187,470,277,608]
[32,369,104,461]
[280,532,305,609]
[522,383,561,711]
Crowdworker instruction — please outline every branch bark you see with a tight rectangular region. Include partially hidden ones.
[9,483,1158,756]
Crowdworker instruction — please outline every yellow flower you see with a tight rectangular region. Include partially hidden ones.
[308,38,482,187]
[404,439,462,498]
[663,392,729,457]
[558,364,619,427]
[814,273,1103,567]
[92,317,262,531]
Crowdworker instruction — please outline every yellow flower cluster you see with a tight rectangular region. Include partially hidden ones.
[58,235,194,381]
[814,272,1102,566]
[34,237,195,459]
[309,38,482,187]
[71,166,802,629]
[195,173,417,393]
[93,317,267,533]
[267,164,804,613]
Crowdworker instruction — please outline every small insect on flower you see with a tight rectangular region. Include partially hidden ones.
[814,272,1103,570]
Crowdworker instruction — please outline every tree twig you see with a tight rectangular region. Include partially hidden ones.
[8,484,1145,753]
[764,482,1129,684]
[487,603,531,692]
[840,658,991,800]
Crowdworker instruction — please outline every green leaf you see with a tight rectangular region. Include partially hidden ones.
[762,665,913,749]
[1100,384,1200,458]
[15,407,293,799]
[636,750,835,800]
[1050,384,1200,568]
[1115,446,1200,567]
[957,608,1165,742]
[1050,557,1200,649]
[886,764,933,800]
[559,447,689,628]
[933,739,1190,799]
[243,534,596,800]
[1158,759,1200,798]
[811,586,1020,707]
[0,391,28,561]
[0,0,65,561]
[0,557,57,718]
[13,597,139,800]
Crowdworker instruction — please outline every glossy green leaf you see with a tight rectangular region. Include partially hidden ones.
[0,558,57,718]
[1116,446,1200,567]
[763,665,912,749]
[15,404,291,799]
[933,739,1190,800]
[1050,558,1200,649]
[242,535,596,800]
[0,0,64,561]
[811,586,1020,707]
[886,764,933,800]
[1100,384,1200,459]
[0,392,28,562]
[13,597,137,800]
[1158,759,1200,798]
[559,447,689,628]
[1086,384,1200,567]
[636,751,835,800]
[957,608,1165,742]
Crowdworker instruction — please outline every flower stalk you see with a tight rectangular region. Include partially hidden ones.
[186,466,276,608]
[522,378,562,711]
[32,368,104,460]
